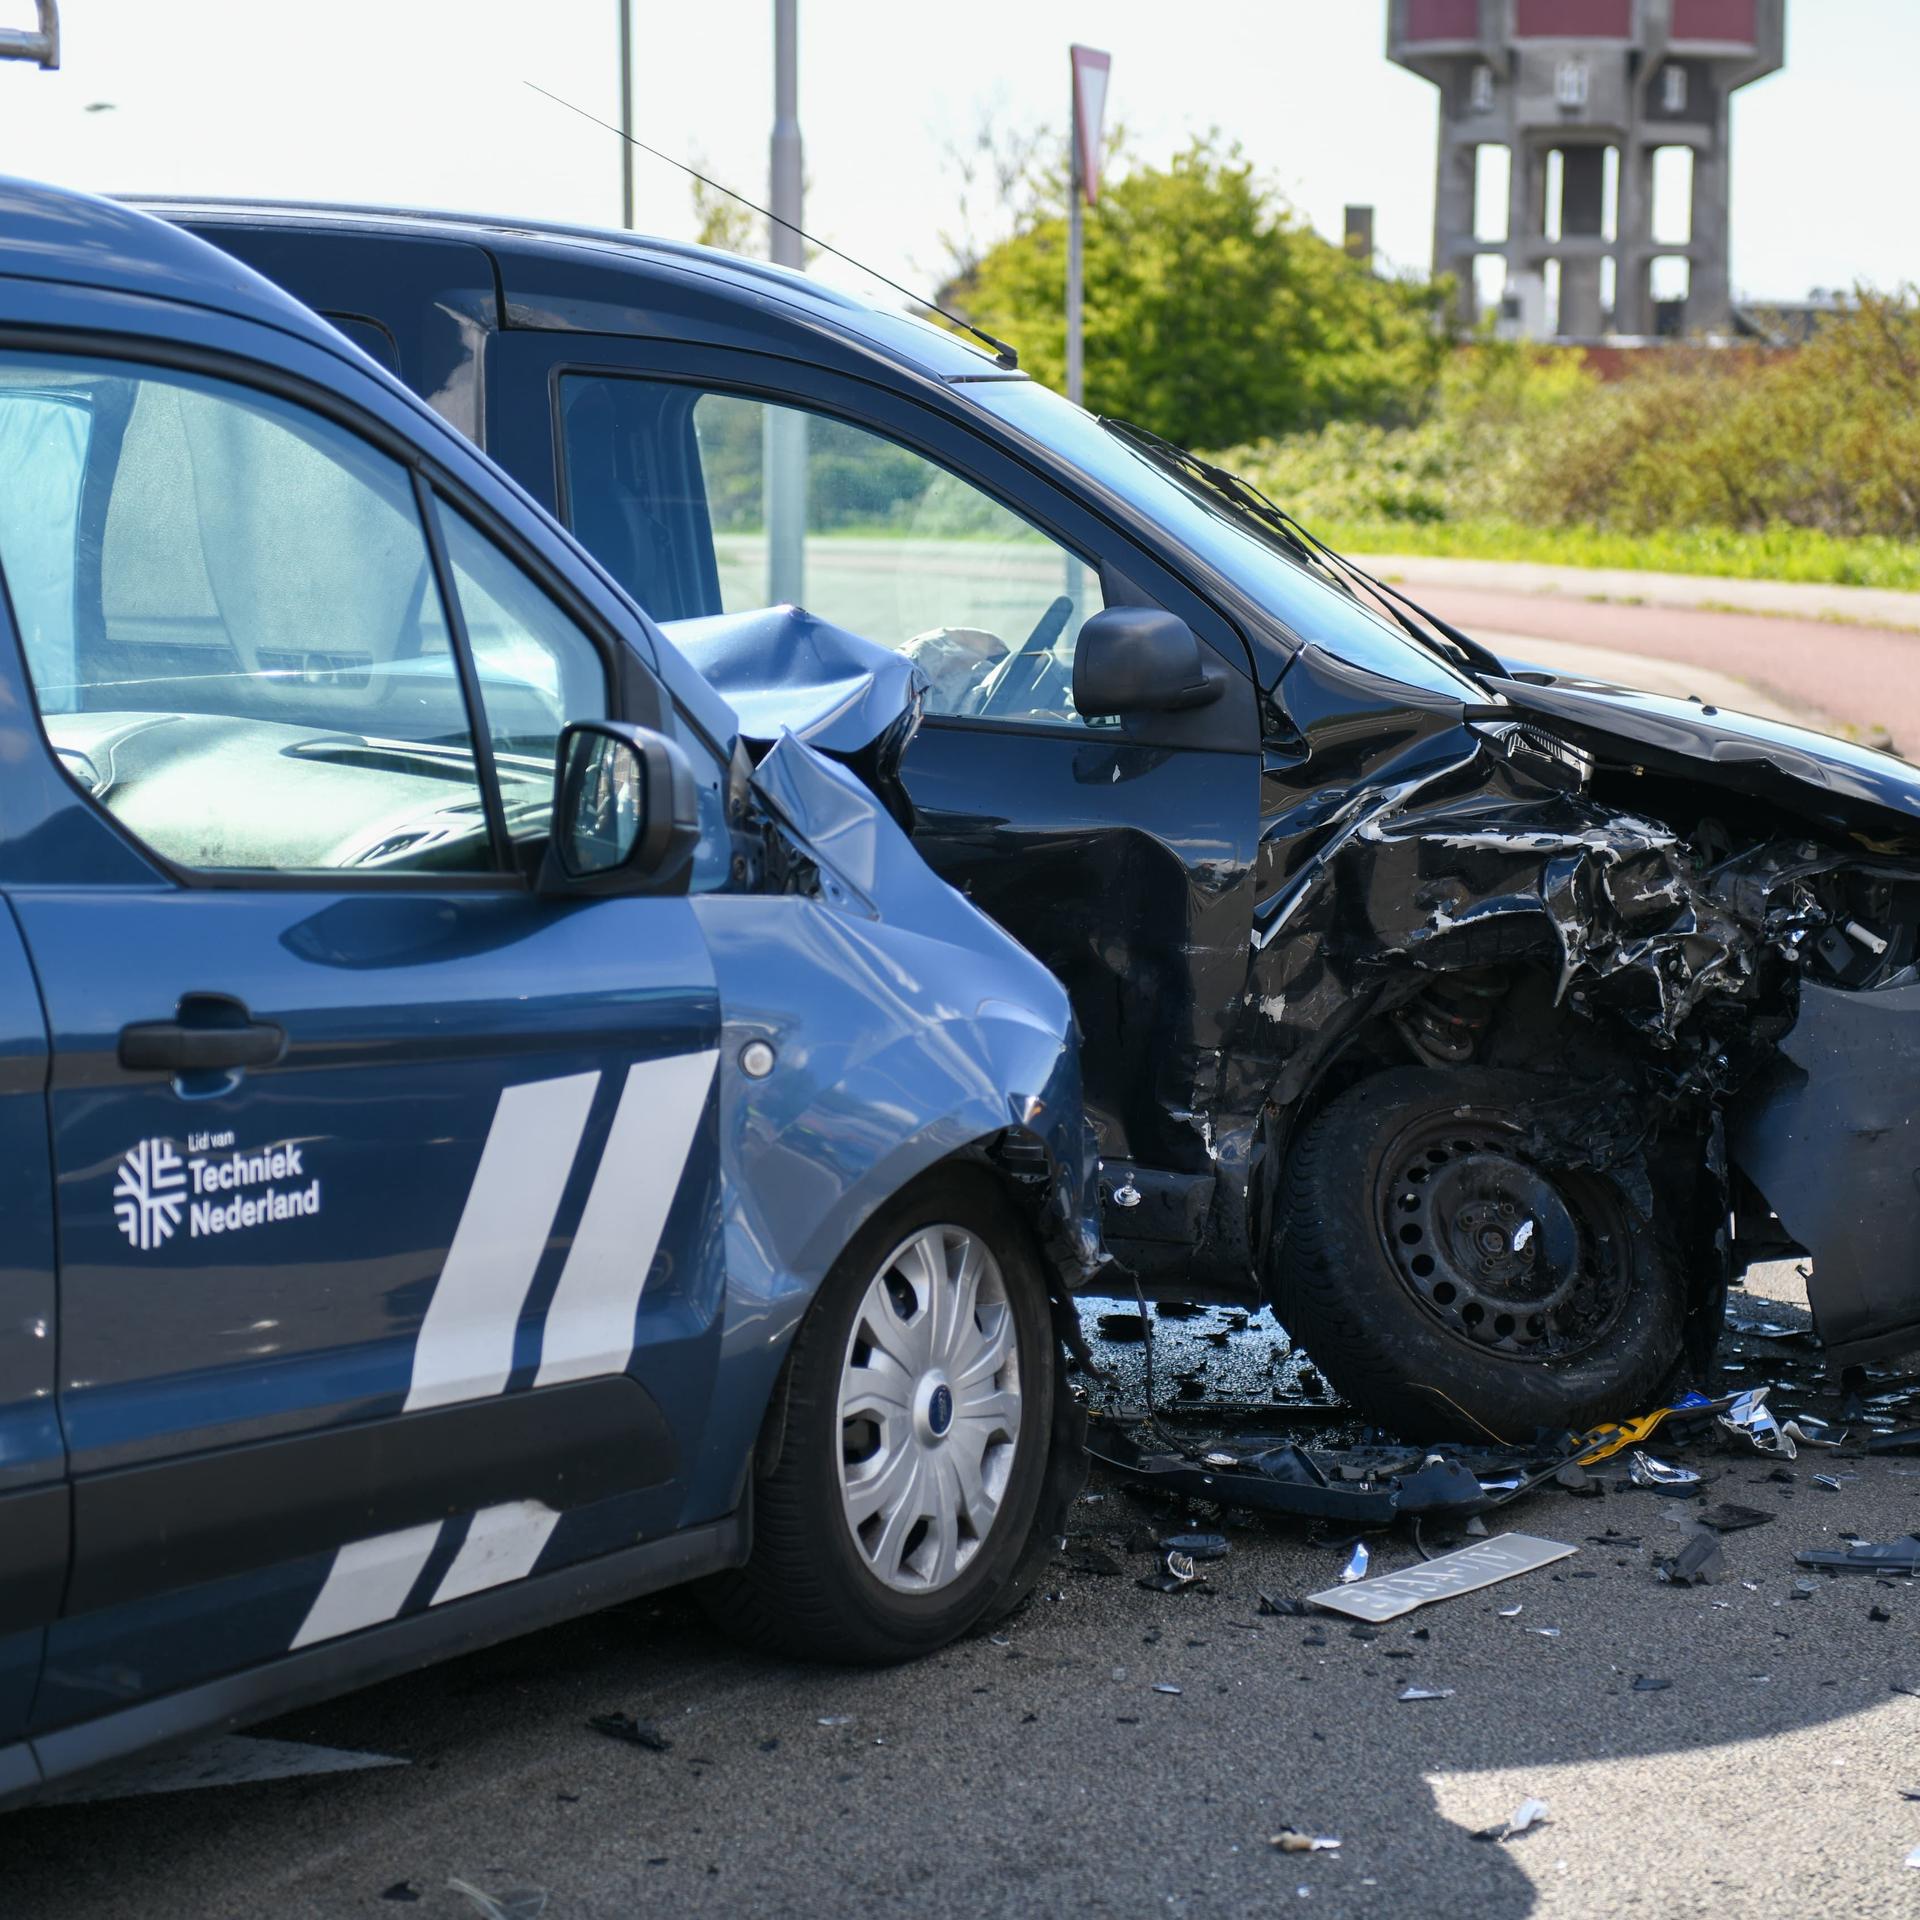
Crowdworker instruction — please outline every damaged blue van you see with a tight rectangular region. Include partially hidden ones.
[166,196,1920,1446]
[0,180,1101,1807]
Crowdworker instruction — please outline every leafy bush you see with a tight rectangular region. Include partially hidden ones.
[1208,293,1920,585]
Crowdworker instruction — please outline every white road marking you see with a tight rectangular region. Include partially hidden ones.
[289,1521,445,1649]
[430,1500,563,1606]
[405,1072,600,1412]
[533,1050,718,1389]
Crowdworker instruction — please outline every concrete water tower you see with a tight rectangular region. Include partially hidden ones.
[1388,0,1784,339]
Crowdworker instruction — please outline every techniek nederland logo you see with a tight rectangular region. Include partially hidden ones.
[113,1138,189,1250]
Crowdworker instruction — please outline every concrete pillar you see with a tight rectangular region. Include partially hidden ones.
[1615,138,1654,335]
[1435,122,1480,326]
[1505,133,1544,336]
[1558,145,1606,337]
[1688,99,1733,332]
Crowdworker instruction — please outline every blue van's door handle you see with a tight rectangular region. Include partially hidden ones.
[118,997,287,1073]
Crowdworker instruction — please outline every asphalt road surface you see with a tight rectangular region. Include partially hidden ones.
[1364,559,1920,759]
[12,1263,1920,1920]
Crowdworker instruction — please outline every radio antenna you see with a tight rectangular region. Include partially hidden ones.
[525,82,1020,371]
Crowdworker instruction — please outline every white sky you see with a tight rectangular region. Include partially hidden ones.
[0,0,1909,310]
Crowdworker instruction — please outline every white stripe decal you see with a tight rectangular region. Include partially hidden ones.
[290,1522,444,1649]
[404,1071,601,1413]
[430,1500,562,1606]
[532,1050,719,1390]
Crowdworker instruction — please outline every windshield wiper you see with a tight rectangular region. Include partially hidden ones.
[1098,417,1509,685]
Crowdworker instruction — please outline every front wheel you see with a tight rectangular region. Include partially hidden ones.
[703,1164,1069,1664]
[1273,1067,1685,1441]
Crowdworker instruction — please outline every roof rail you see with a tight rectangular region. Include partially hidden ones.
[0,0,58,67]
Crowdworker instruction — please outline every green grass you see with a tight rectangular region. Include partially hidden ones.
[1308,515,1920,594]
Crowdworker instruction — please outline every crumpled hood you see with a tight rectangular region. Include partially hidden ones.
[663,605,926,825]
[1494,665,1920,841]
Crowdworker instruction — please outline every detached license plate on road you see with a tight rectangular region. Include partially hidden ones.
[1307,1533,1577,1622]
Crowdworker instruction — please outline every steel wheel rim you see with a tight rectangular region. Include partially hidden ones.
[837,1223,1023,1594]
[1377,1110,1631,1361]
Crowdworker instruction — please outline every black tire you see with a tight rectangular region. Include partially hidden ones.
[701,1163,1069,1664]
[1274,1067,1685,1441]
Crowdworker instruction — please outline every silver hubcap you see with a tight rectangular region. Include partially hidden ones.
[837,1223,1022,1594]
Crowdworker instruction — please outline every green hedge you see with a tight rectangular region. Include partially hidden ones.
[1207,295,1920,590]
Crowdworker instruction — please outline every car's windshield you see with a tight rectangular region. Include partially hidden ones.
[964,378,1492,706]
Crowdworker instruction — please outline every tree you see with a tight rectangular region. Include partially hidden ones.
[691,169,760,259]
[953,134,1453,450]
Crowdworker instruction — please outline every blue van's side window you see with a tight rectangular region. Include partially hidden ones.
[0,354,503,876]
[435,502,607,846]
[0,386,90,707]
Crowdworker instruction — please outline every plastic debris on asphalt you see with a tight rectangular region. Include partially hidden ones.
[447,1881,549,1920]
[1629,1451,1703,1492]
[1308,1535,1577,1623]
[1398,1686,1454,1701]
[1695,1503,1776,1532]
[1160,1531,1230,1561]
[587,1713,671,1752]
[1138,1550,1200,1593]
[1473,1798,1549,1843]
[1271,1831,1341,1852]
[1339,1543,1370,1584]
[1654,1534,1727,1586]
[1796,1536,1920,1575]
[1718,1389,1795,1459]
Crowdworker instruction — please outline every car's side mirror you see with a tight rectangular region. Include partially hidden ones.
[1072,605,1224,717]
[537,719,700,896]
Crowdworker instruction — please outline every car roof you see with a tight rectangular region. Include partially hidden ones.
[0,175,378,359]
[138,196,1027,385]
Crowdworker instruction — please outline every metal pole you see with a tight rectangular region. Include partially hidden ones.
[769,0,803,271]
[617,0,633,229]
[765,0,806,604]
[0,0,59,66]
[1066,80,1084,407]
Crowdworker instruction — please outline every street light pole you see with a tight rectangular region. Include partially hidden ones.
[1065,45,1110,410]
[769,0,802,272]
[1066,122,1083,407]
[617,0,634,229]
[765,0,806,606]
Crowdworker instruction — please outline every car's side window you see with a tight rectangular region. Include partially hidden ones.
[435,504,608,845]
[558,373,1109,730]
[0,353,501,877]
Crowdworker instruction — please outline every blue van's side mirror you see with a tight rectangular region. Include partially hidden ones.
[1073,606,1224,717]
[538,719,699,895]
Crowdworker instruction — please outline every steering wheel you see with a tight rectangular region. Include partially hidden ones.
[969,595,1074,719]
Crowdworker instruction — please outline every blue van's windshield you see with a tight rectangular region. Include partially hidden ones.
[965,378,1489,705]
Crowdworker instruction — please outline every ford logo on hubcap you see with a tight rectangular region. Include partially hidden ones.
[927,1382,954,1436]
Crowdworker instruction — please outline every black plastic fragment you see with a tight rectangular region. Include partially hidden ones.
[1160,1531,1231,1561]
[1695,1504,1775,1533]
[1796,1536,1920,1575]
[1631,1675,1672,1692]
[589,1713,672,1751]
[1259,1591,1312,1617]
[1654,1534,1725,1586]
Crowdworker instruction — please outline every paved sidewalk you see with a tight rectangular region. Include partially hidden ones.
[1347,563,1920,758]
[1354,555,1920,635]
